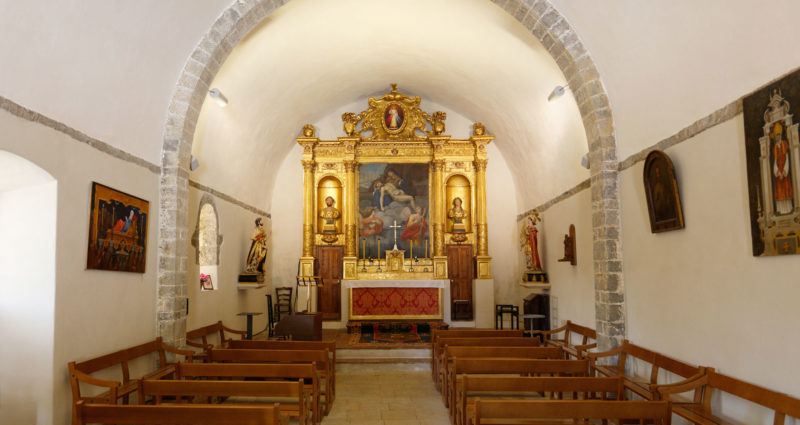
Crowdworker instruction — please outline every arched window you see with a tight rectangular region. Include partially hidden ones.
[192,195,222,291]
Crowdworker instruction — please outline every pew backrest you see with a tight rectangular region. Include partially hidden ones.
[473,399,671,425]
[74,400,281,425]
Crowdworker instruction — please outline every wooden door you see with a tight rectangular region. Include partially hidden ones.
[447,245,474,321]
[316,246,343,321]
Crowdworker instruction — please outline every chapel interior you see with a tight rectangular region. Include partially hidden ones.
[1,1,800,424]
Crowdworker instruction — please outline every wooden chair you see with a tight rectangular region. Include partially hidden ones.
[174,362,322,425]
[472,399,672,425]
[274,287,293,321]
[139,379,310,425]
[657,368,800,425]
[457,376,625,425]
[74,400,282,425]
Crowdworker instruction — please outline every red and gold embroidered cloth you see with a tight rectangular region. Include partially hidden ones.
[351,287,440,318]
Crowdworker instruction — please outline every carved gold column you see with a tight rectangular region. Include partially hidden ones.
[342,160,358,278]
[300,159,316,276]
[471,127,493,279]
[431,159,448,279]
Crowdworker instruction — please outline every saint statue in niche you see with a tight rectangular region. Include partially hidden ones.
[448,197,469,233]
[244,217,269,274]
[319,196,341,233]
[520,213,542,271]
[384,104,404,131]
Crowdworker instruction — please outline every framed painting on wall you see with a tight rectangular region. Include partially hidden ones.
[86,182,149,272]
[643,150,684,233]
[743,69,800,256]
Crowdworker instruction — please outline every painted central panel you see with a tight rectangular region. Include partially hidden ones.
[358,163,430,259]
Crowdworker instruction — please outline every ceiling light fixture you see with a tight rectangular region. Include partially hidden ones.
[208,88,228,107]
[548,85,566,102]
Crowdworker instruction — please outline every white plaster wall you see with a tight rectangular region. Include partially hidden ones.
[620,116,800,401]
[538,188,595,328]
[0,0,229,163]
[0,110,161,425]
[0,160,57,425]
[551,0,800,161]
[186,188,270,336]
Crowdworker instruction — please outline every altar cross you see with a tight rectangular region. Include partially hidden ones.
[389,219,402,250]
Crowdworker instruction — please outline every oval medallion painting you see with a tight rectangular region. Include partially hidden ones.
[384,104,404,132]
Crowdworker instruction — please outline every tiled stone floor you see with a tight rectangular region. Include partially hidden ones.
[321,363,450,425]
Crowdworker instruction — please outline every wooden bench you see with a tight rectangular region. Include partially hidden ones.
[657,368,800,425]
[174,362,322,425]
[441,346,563,407]
[457,376,625,425]
[226,340,336,401]
[533,320,597,359]
[139,379,310,425]
[472,398,672,425]
[74,400,283,425]
[209,348,334,415]
[587,339,707,401]
[446,358,590,418]
[434,337,540,389]
[431,329,525,379]
[186,321,247,361]
[68,337,195,415]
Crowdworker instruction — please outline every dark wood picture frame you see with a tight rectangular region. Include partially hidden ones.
[643,150,684,233]
[86,182,149,272]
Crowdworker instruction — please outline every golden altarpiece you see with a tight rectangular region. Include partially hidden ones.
[297,85,493,322]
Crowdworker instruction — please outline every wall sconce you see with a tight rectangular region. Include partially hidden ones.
[208,88,228,107]
[580,153,590,169]
[548,85,566,102]
[190,156,200,171]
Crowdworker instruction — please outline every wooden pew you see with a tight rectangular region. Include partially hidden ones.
[209,348,334,415]
[434,337,541,389]
[68,337,195,413]
[431,329,525,379]
[139,379,310,425]
[226,340,336,401]
[446,358,590,417]
[186,321,247,361]
[657,368,800,425]
[533,320,597,359]
[587,339,707,401]
[174,362,321,425]
[441,346,563,407]
[472,398,672,425]
[74,400,282,425]
[457,376,625,425]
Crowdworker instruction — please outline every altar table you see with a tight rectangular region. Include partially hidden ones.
[345,280,448,320]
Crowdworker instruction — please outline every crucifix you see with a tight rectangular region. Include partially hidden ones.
[389,219,402,250]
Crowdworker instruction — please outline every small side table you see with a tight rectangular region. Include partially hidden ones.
[495,304,519,329]
[522,313,546,338]
[237,312,263,340]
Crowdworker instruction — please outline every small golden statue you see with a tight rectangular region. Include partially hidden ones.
[319,196,341,235]
[473,122,486,136]
[302,124,315,138]
[448,197,469,243]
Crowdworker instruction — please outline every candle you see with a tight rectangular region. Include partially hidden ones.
[362,238,366,260]
[425,241,428,259]
[410,240,414,259]
[378,238,381,259]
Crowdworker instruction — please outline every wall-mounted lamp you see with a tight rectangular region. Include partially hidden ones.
[208,88,228,107]
[580,153,590,169]
[548,85,566,102]
[190,156,200,171]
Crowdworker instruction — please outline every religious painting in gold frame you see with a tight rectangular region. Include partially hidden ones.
[643,150,684,233]
[358,163,430,259]
[383,104,406,134]
[86,182,149,272]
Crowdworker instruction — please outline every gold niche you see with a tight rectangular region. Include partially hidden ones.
[298,84,494,280]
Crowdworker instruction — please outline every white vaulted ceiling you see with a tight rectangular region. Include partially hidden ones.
[190,0,589,211]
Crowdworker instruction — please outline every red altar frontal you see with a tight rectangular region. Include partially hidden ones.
[346,280,447,320]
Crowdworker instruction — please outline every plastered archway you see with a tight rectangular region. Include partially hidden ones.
[158,0,624,350]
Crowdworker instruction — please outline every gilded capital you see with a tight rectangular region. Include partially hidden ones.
[343,160,357,173]
[302,160,315,172]
[474,159,488,171]
[432,160,445,171]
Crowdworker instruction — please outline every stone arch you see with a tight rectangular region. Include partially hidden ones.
[158,0,624,350]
